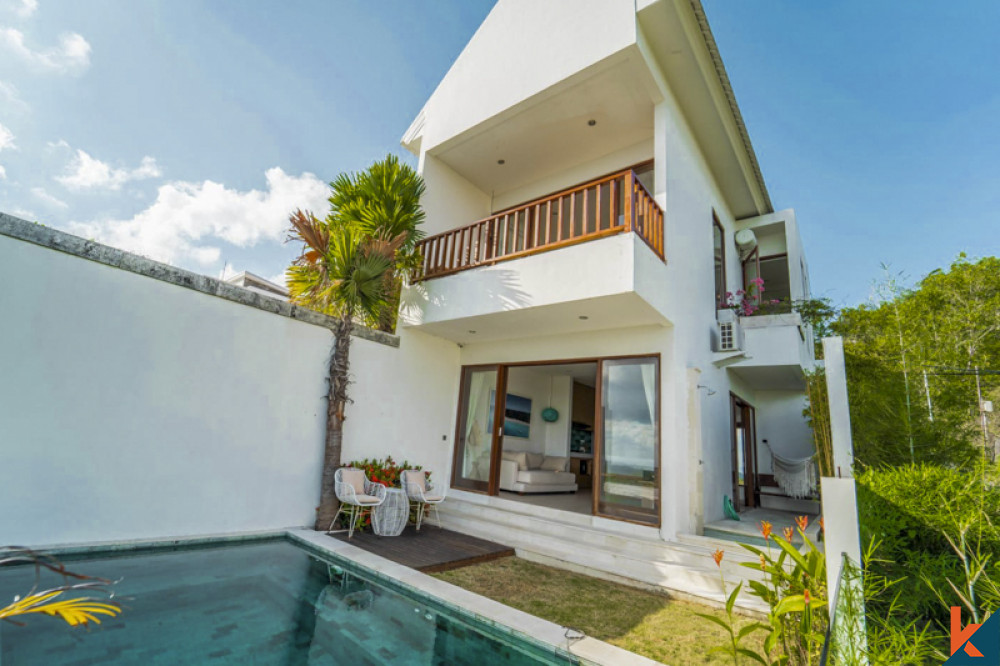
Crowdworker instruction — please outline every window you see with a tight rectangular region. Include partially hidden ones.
[759,254,791,303]
[713,212,726,310]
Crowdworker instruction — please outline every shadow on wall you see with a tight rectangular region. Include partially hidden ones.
[400,268,531,323]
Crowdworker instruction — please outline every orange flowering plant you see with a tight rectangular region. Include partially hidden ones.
[698,516,828,665]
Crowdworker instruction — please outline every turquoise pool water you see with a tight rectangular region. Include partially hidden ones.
[0,539,578,665]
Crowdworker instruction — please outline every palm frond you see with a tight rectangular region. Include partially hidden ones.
[286,209,329,259]
[1,591,121,627]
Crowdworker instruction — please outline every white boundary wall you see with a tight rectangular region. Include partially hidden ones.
[0,230,333,546]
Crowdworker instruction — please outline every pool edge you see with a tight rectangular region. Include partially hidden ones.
[285,528,664,666]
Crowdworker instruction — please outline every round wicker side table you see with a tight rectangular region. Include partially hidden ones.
[372,488,409,536]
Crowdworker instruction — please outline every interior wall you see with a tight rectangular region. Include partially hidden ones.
[500,368,572,458]
[544,376,573,457]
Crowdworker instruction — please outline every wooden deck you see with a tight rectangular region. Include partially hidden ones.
[332,525,514,573]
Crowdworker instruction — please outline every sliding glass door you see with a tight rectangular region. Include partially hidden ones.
[451,366,505,493]
[595,356,660,525]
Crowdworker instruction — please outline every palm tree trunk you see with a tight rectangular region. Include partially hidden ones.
[315,313,353,531]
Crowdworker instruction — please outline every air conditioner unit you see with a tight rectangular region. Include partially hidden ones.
[713,310,745,352]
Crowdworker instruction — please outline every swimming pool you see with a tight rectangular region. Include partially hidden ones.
[0,538,579,665]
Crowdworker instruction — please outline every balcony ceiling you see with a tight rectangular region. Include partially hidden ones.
[729,365,806,391]
[407,292,667,345]
[429,55,656,200]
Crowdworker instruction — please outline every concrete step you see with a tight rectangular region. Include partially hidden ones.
[437,496,767,612]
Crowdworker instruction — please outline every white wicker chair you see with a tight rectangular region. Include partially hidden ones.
[329,467,386,538]
[401,469,446,530]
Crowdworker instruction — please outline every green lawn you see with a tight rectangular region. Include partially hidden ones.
[432,557,764,665]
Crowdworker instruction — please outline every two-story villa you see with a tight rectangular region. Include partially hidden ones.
[357,0,818,602]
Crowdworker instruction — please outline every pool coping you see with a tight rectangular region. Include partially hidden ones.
[286,529,663,666]
[26,528,663,666]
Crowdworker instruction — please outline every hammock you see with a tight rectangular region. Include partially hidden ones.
[765,442,817,499]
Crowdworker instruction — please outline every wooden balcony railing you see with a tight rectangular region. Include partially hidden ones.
[415,168,664,281]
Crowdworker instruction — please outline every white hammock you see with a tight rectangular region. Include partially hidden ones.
[765,442,817,499]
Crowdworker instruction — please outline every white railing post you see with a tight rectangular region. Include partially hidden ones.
[823,336,855,478]
[820,335,867,662]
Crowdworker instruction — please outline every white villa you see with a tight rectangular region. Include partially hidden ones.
[0,0,828,613]
[373,0,819,598]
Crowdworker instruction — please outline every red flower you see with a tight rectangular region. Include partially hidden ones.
[783,526,795,542]
[803,589,811,605]
[795,515,809,531]
[759,520,773,541]
[712,549,724,567]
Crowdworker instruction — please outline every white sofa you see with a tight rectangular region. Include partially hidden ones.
[499,451,577,494]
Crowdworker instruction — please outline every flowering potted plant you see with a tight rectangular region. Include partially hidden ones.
[341,456,430,532]
[723,277,781,317]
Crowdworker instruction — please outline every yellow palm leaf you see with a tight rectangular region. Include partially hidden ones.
[1,590,121,626]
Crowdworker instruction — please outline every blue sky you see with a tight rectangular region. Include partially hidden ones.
[0,1,996,305]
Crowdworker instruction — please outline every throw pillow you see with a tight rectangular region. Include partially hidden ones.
[540,456,568,472]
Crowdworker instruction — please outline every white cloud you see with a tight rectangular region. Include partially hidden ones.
[0,164,6,179]
[2,0,38,19]
[9,206,36,219]
[0,80,28,112]
[66,167,330,267]
[56,149,162,191]
[30,186,67,209]
[0,122,15,151]
[0,27,90,73]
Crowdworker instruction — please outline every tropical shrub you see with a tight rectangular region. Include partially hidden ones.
[344,455,426,489]
[857,463,1000,654]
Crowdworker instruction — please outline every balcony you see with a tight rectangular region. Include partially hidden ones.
[416,168,664,281]
[721,312,815,390]
[400,169,670,344]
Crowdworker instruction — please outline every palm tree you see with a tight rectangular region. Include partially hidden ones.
[286,155,425,531]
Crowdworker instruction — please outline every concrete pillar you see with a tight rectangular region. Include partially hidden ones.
[820,477,867,662]
[823,336,855,478]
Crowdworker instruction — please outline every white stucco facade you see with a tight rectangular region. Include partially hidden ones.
[397,0,819,558]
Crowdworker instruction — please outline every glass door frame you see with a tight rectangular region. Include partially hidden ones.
[592,355,661,527]
[730,393,758,511]
[450,364,507,494]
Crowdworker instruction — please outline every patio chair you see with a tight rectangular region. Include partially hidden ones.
[401,469,446,530]
[329,467,386,538]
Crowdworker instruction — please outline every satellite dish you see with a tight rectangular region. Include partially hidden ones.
[734,229,757,259]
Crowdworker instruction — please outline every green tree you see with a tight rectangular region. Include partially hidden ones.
[832,255,1000,468]
[286,155,425,531]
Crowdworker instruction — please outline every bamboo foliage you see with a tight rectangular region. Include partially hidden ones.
[804,369,834,478]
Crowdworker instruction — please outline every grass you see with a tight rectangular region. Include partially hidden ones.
[432,557,764,665]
